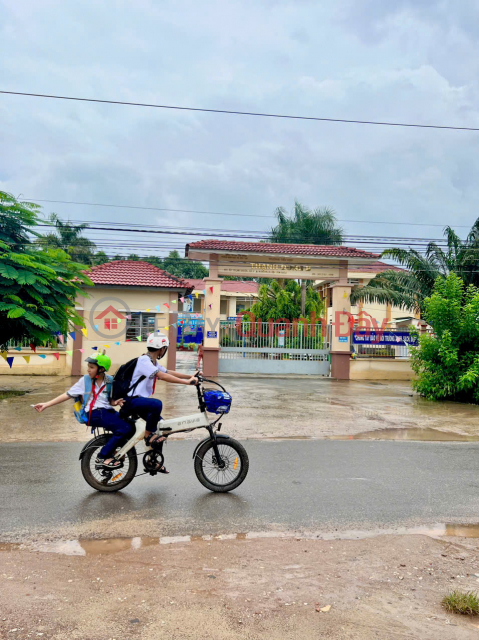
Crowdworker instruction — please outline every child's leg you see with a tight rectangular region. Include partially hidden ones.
[90,410,135,460]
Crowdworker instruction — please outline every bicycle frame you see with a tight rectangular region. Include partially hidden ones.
[113,377,227,463]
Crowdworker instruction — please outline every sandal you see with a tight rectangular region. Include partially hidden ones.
[144,433,166,449]
[95,457,122,469]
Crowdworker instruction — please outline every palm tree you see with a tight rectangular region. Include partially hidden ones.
[40,214,97,265]
[269,201,343,313]
[351,221,479,313]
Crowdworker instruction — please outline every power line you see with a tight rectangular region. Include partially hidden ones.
[23,198,475,229]
[3,90,479,132]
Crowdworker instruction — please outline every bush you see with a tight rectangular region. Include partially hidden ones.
[442,590,479,615]
[411,274,479,403]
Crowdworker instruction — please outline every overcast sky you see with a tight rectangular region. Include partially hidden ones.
[2,0,479,259]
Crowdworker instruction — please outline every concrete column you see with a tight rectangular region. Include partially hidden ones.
[227,296,236,318]
[71,310,84,376]
[203,276,222,376]
[167,291,178,371]
[330,261,352,380]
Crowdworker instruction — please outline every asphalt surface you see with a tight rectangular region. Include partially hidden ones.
[1,440,479,540]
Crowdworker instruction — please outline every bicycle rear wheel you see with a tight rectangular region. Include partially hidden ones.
[194,436,249,493]
[80,435,137,493]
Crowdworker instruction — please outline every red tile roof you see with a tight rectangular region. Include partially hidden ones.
[186,240,379,260]
[350,260,405,274]
[88,261,189,289]
[185,279,259,293]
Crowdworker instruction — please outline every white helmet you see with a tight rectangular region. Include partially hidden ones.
[147,332,169,350]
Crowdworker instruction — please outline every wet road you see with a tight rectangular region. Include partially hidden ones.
[1,440,479,540]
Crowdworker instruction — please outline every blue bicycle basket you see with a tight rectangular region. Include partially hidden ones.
[204,390,232,414]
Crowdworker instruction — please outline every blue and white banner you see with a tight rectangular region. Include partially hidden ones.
[352,330,418,346]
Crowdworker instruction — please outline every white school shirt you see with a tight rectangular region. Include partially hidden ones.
[128,354,167,398]
[67,376,112,411]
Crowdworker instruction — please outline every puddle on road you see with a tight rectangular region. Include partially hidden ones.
[3,523,479,556]
[329,428,479,442]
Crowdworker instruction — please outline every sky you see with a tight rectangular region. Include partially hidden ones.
[2,0,479,260]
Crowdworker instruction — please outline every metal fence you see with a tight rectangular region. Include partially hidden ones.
[7,337,66,351]
[218,322,331,374]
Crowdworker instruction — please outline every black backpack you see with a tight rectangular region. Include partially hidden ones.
[111,358,146,401]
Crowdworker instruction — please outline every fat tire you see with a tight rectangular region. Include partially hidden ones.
[194,436,249,493]
[80,435,138,493]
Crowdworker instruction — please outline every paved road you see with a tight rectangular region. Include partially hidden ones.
[1,440,479,540]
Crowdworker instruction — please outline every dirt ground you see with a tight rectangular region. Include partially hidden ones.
[1,533,479,639]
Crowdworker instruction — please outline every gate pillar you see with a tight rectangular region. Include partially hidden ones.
[203,276,222,376]
[330,261,352,380]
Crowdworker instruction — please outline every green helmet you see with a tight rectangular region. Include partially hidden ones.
[85,353,111,372]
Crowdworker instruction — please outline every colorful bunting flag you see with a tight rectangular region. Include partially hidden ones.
[115,342,120,345]
[209,304,212,309]
[118,319,122,324]
[29,343,36,353]
[171,300,176,304]
[136,336,142,341]
[155,305,160,311]
[23,356,30,364]
[66,350,73,356]
[79,349,85,353]
[53,352,60,361]
[94,324,99,330]
[210,286,214,293]
[81,328,87,338]
[195,292,199,298]
[6,357,14,368]
[14,347,22,352]
[1,351,8,361]
[58,335,64,345]
[126,314,132,320]
[92,346,98,351]
[164,303,170,309]
[104,345,110,348]
[180,297,185,303]
[164,326,169,331]
[146,308,150,312]
[69,331,76,341]
[39,355,46,359]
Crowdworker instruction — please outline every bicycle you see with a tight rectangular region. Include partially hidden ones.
[79,374,249,493]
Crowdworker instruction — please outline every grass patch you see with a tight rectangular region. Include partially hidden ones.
[0,390,27,400]
[442,590,479,615]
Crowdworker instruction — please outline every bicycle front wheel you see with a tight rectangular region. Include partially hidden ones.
[194,436,249,493]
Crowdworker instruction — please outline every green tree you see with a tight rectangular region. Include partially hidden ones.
[127,254,141,261]
[0,192,92,349]
[249,279,324,322]
[270,201,343,245]
[269,201,343,313]
[40,214,97,265]
[92,250,110,266]
[161,250,208,279]
[410,273,479,403]
[351,221,479,314]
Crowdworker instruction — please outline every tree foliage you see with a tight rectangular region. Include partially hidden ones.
[249,279,324,322]
[0,192,92,349]
[270,201,343,245]
[40,214,97,265]
[410,273,479,403]
[351,220,479,313]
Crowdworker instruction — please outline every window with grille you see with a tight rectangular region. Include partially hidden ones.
[126,313,157,341]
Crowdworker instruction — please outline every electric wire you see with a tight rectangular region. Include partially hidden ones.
[2,90,479,132]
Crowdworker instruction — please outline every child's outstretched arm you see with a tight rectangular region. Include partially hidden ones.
[33,393,71,413]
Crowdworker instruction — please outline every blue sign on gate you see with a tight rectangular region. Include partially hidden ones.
[352,330,418,346]
[207,331,218,339]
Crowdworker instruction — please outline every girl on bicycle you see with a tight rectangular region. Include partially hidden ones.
[33,352,133,469]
